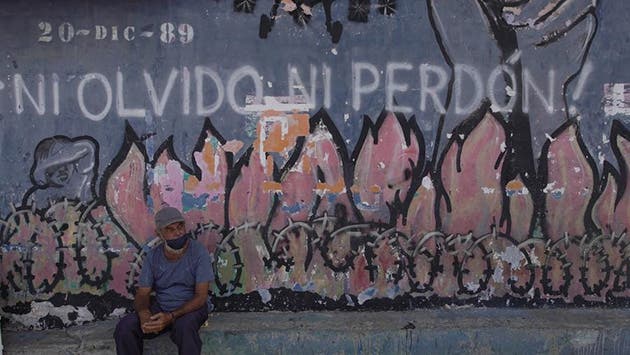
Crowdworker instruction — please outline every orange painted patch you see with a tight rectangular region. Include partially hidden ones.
[184,178,200,190]
[506,179,525,191]
[301,156,312,174]
[316,178,345,194]
[290,113,310,136]
[263,181,282,192]
[263,123,287,152]
[202,147,217,175]
[259,111,310,153]
[369,184,381,193]
[261,110,283,118]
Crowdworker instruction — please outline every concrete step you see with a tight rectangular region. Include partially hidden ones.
[3,308,630,354]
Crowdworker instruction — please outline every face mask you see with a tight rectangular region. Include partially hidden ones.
[166,232,190,250]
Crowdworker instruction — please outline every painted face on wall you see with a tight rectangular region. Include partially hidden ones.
[45,162,75,187]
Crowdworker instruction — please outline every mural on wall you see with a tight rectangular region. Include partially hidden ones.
[1,0,629,328]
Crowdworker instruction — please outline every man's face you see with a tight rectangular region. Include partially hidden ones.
[159,221,186,240]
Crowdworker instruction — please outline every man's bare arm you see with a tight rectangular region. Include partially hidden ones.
[134,287,152,314]
[170,282,210,319]
[135,287,153,333]
[142,282,210,334]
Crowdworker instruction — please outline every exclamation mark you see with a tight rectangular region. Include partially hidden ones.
[572,61,593,101]
[569,61,593,117]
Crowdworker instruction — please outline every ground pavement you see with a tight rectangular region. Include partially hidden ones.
[3,308,630,354]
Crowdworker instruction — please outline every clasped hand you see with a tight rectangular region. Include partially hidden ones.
[140,312,173,334]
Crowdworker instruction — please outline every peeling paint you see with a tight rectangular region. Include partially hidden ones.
[497,246,525,271]
[9,302,94,329]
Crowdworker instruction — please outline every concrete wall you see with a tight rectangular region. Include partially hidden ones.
[0,0,629,328]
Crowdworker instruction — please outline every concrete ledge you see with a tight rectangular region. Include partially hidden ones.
[4,308,630,354]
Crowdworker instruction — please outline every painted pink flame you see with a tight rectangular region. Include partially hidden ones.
[276,152,318,224]
[147,137,230,251]
[269,226,311,287]
[150,150,185,211]
[490,237,533,297]
[276,125,352,224]
[105,143,154,243]
[353,113,421,223]
[440,111,505,236]
[505,176,534,240]
[545,125,594,240]
[229,151,276,227]
[592,173,617,233]
[371,234,408,297]
[149,133,230,238]
[349,254,371,294]
[233,228,275,292]
[612,134,630,234]
[190,133,229,226]
[398,173,436,237]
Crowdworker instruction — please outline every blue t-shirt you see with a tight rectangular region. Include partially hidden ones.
[138,238,214,312]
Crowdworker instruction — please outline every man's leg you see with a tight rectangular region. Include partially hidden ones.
[114,312,144,355]
[114,304,166,355]
[170,307,209,355]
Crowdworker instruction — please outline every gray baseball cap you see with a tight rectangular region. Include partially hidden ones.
[155,206,185,229]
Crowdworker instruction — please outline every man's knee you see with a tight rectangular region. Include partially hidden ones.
[172,316,200,333]
[171,308,207,336]
[115,313,140,339]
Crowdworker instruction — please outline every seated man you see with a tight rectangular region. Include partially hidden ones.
[114,206,214,355]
